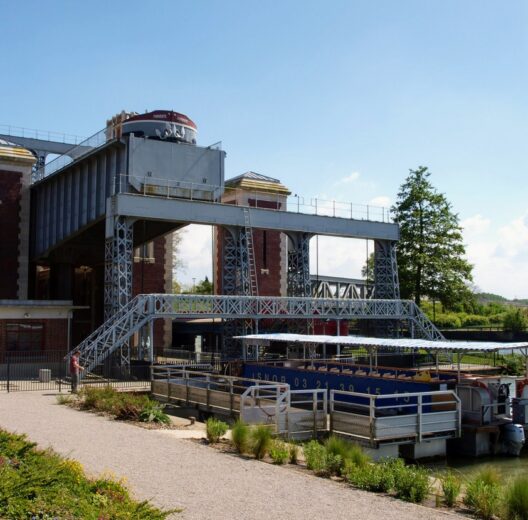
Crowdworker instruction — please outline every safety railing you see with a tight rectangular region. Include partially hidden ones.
[240,384,290,433]
[0,124,85,145]
[151,366,327,438]
[329,389,461,445]
[32,127,108,181]
[118,173,393,223]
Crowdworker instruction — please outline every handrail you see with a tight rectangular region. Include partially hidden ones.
[126,173,393,223]
[330,389,461,443]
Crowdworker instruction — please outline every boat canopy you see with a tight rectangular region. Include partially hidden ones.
[234,333,528,353]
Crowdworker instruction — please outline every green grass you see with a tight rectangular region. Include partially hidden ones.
[249,425,273,460]
[463,468,503,520]
[269,440,289,465]
[324,436,370,475]
[0,429,176,519]
[231,420,250,454]
[505,475,528,520]
[440,470,462,507]
[205,417,229,443]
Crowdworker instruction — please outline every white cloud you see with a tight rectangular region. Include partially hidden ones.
[462,212,528,298]
[309,236,370,279]
[334,171,360,185]
[175,224,213,286]
[461,214,491,237]
[369,196,391,208]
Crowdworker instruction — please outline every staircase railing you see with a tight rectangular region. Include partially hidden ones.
[408,302,445,340]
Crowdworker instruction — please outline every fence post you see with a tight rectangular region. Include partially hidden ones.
[6,353,10,393]
[59,354,62,393]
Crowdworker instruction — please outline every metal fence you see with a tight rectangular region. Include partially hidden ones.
[0,350,150,393]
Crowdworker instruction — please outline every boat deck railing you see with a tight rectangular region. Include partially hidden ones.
[329,389,461,446]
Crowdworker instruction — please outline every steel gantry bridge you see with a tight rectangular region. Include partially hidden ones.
[10,122,443,370]
[75,294,444,372]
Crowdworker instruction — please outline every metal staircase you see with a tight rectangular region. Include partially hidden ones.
[73,296,152,373]
[409,302,445,340]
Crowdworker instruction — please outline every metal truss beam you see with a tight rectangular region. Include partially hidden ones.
[311,277,373,299]
[73,295,444,373]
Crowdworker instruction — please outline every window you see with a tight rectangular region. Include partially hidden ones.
[133,242,155,263]
[6,323,44,351]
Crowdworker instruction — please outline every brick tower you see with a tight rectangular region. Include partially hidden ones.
[214,172,291,296]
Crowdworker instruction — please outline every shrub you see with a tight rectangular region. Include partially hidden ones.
[440,471,462,507]
[505,475,528,520]
[324,436,369,474]
[269,440,289,465]
[231,420,250,454]
[503,309,528,332]
[0,429,172,519]
[345,460,394,492]
[434,313,462,329]
[56,394,74,405]
[461,314,490,327]
[464,479,502,519]
[138,402,171,424]
[205,417,229,443]
[111,394,150,421]
[303,440,341,477]
[501,356,525,376]
[346,442,370,469]
[250,425,273,460]
[288,443,299,465]
[393,464,431,503]
[303,441,326,472]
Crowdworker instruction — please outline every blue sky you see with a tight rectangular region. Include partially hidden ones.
[1,1,527,297]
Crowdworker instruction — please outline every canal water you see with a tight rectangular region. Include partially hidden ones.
[427,452,528,480]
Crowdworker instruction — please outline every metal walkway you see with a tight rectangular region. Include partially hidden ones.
[75,294,443,373]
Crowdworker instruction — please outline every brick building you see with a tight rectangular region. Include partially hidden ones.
[0,139,75,354]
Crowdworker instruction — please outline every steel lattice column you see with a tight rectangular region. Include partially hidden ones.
[287,233,311,297]
[373,240,400,337]
[373,240,400,299]
[287,233,312,334]
[220,226,254,357]
[221,227,239,295]
[104,216,134,369]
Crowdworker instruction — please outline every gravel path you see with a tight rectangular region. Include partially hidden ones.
[0,391,465,520]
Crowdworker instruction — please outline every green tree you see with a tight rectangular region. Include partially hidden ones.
[392,166,474,308]
[503,308,528,332]
[172,230,185,293]
[361,252,375,286]
[194,276,213,295]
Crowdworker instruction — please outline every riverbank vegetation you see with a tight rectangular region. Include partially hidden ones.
[0,429,174,519]
[420,299,528,331]
[205,419,528,518]
[57,386,171,425]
